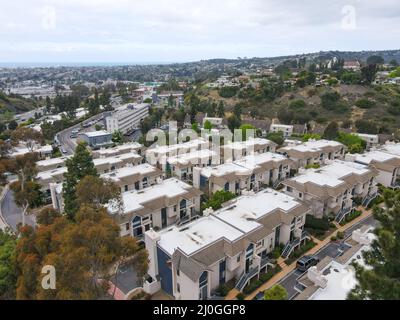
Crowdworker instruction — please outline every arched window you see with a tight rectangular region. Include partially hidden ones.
[224,182,229,191]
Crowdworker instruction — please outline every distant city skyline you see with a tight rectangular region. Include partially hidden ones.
[0,0,399,63]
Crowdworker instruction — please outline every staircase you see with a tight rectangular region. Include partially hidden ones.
[235,267,259,292]
[281,238,300,259]
[362,193,377,207]
[335,207,353,223]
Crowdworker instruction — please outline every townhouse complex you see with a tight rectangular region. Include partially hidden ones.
[36,137,400,301]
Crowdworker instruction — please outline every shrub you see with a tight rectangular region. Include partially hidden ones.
[216,284,230,297]
[355,98,376,109]
[219,86,239,98]
[331,236,338,242]
[305,215,330,231]
[337,231,345,240]
[236,293,245,300]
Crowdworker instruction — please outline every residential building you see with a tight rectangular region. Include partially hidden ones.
[107,178,202,240]
[270,124,294,138]
[144,189,310,299]
[222,138,277,162]
[10,144,53,160]
[282,160,378,222]
[36,156,70,172]
[77,130,113,149]
[202,116,224,128]
[166,149,219,182]
[343,60,361,71]
[105,103,149,134]
[355,133,379,149]
[277,139,346,169]
[36,152,142,200]
[194,152,291,196]
[92,142,144,158]
[101,164,164,193]
[346,149,400,188]
[145,138,210,168]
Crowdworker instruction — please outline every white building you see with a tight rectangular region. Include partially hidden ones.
[355,133,379,149]
[105,103,149,134]
[277,139,346,169]
[107,178,202,239]
[270,124,294,138]
[144,189,310,299]
[222,138,277,162]
[283,160,378,222]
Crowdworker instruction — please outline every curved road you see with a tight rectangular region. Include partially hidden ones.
[1,188,36,232]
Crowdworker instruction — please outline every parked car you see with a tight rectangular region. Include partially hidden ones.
[296,256,319,272]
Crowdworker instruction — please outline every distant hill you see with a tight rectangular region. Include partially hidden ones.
[0,91,38,115]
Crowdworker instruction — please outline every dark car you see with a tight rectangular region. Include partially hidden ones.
[296,255,319,272]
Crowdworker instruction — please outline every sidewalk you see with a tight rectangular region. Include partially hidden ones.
[225,207,373,301]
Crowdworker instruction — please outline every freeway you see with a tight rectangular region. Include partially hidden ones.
[14,107,46,124]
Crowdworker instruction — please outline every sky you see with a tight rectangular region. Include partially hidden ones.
[0,0,399,64]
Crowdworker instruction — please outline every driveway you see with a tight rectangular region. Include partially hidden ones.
[111,264,140,295]
[275,215,378,300]
[1,187,36,232]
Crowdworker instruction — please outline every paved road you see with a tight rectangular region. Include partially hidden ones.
[253,215,378,300]
[14,107,45,124]
[1,188,35,232]
[56,113,105,155]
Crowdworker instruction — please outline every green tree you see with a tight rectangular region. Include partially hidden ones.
[227,115,241,132]
[366,55,384,66]
[361,64,378,84]
[264,285,288,300]
[323,121,339,140]
[348,189,400,300]
[217,101,225,117]
[203,120,213,131]
[112,130,124,145]
[239,124,256,141]
[336,132,366,154]
[201,190,236,211]
[266,132,284,146]
[62,142,98,220]
[0,230,17,299]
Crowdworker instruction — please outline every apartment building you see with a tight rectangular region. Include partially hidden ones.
[92,142,144,158]
[193,152,291,196]
[10,144,53,160]
[144,189,310,299]
[282,160,378,222]
[101,164,164,193]
[269,124,293,138]
[222,138,277,162]
[36,156,71,172]
[355,133,379,150]
[107,178,202,240]
[145,138,210,168]
[105,103,149,134]
[166,149,219,182]
[36,152,142,199]
[277,139,346,169]
[346,150,400,188]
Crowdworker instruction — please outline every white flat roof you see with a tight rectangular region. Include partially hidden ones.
[379,142,400,157]
[101,164,157,181]
[353,150,399,165]
[201,152,287,177]
[108,178,193,214]
[158,215,244,256]
[167,149,217,166]
[310,233,375,300]
[214,189,300,233]
[281,139,343,153]
[293,160,370,187]
[37,167,67,181]
[96,142,142,155]
[146,138,209,155]
[11,144,53,157]
[36,156,70,167]
[82,130,111,138]
[223,138,273,150]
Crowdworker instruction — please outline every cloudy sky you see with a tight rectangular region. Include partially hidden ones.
[0,0,399,63]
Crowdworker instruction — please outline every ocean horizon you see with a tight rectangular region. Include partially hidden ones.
[0,61,179,68]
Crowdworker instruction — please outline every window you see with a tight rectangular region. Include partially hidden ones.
[125,223,129,231]
[177,269,180,276]
[177,283,180,293]
[124,185,128,192]
[237,256,240,263]
[299,193,303,198]
[286,186,293,193]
